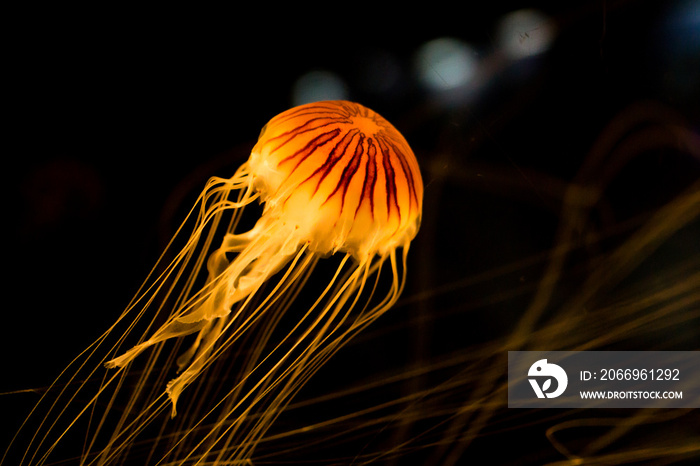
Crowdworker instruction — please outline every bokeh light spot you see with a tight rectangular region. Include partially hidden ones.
[291,70,349,106]
[496,9,556,60]
[414,38,477,92]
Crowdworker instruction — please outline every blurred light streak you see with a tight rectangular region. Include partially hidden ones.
[662,0,700,52]
[654,0,700,106]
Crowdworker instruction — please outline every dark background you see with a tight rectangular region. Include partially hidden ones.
[3,1,699,464]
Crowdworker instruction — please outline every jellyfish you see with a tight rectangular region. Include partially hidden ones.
[7,100,422,465]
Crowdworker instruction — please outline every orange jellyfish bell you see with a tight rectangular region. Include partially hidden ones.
[9,101,422,465]
[249,100,422,260]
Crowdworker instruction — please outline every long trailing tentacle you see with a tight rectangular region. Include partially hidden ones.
[174,245,410,463]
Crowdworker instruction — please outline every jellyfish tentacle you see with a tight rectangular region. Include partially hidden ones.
[167,225,316,417]
[166,317,226,417]
[106,212,311,423]
[106,218,301,370]
[201,251,408,462]
[185,253,360,461]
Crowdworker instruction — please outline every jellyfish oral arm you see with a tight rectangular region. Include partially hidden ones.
[104,214,304,415]
[103,318,209,369]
